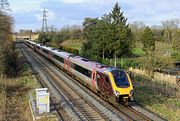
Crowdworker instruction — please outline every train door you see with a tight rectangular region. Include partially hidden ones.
[64,58,67,70]
[103,75,113,95]
[92,69,96,89]
[67,58,71,74]
[96,72,104,92]
[64,57,71,73]
[48,52,52,60]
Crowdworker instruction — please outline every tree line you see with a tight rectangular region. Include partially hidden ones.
[38,2,179,73]
[0,0,17,77]
[40,3,179,60]
[130,20,180,75]
[38,25,82,48]
[130,19,180,52]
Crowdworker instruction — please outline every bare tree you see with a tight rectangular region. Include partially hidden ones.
[70,25,82,40]
[161,19,180,45]
[0,0,10,11]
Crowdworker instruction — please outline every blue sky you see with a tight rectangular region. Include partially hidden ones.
[8,0,180,32]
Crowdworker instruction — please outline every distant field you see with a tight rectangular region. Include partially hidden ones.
[61,40,180,63]
[61,39,82,51]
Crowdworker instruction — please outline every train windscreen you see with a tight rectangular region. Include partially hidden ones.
[112,70,130,88]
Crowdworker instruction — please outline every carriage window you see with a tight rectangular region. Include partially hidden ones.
[74,64,92,78]
[70,62,74,68]
[42,49,49,54]
[53,54,64,63]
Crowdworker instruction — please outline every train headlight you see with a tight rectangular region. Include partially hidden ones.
[130,89,134,96]
[114,90,120,96]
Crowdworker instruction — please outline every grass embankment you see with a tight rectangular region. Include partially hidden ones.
[0,47,56,121]
[132,75,180,121]
[0,62,38,121]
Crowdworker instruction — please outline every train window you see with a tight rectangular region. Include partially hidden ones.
[81,58,91,62]
[112,70,130,88]
[43,49,49,54]
[74,64,92,78]
[53,54,64,63]
[70,62,74,68]
[88,71,92,78]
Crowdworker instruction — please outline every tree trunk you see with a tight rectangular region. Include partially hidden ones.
[114,53,117,67]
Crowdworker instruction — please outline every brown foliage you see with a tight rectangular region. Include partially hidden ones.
[0,78,32,121]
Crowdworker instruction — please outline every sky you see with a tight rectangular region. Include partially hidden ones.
[8,0,180,32]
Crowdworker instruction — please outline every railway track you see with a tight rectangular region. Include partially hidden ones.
[18,42,161,121]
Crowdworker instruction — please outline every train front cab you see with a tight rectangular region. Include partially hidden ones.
[105,69,134,105]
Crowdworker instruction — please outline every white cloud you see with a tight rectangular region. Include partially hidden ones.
[120,0,180,25]
[9,0,47,13]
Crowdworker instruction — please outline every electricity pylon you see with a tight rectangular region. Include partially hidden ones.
[41,8,48,32]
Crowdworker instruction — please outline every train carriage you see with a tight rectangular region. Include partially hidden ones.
[51,50,71,70]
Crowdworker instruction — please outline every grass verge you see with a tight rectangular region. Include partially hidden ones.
[0,46,56,121]
[132,74,180,121]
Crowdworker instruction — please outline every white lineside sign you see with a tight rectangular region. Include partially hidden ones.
[36,88,50,114]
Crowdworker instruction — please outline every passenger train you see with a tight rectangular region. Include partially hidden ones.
[24,40,134,105]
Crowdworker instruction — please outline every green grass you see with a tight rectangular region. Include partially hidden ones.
[171,49,180,61]
[132,48,146,56]
[134,80,180,121]
[61,39,82,51]
[63,44,82,51]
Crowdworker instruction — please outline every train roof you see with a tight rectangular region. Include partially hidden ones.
[26,40,123,73]
[25,40,36,44]
[69,55,109,73]
[51,49,72,58]
[38,44,53,51]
